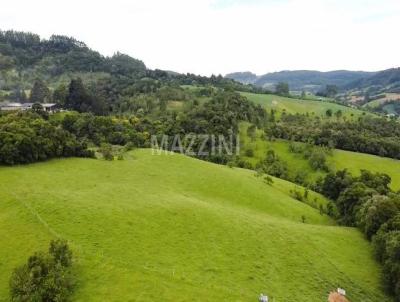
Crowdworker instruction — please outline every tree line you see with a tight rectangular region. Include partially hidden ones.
[267,113,400,159]
[0,89,266,165]
[317,169,400,300]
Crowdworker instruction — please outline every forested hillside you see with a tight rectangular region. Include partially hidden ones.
[0,30,265,109]
[346,68,400,91]
[226,70,373,92]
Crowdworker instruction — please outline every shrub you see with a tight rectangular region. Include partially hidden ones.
[9,239,74,302]
[290,188,304,202]
[245,148,254,157]
[99,143,114,161]
[264,176,274,185]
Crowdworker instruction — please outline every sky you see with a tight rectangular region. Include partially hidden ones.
[1,0,400,76]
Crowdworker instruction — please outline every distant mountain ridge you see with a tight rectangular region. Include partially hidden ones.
[226,70,375,92]
[345,67,400,92]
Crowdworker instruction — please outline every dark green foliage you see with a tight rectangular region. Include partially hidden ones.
[357,195,399,239]
[246,124,257,141]
[257,150,289,179]
[0,53,14,69]
[288,141,304,153]
[325,109,333,117]
[321,169,354,200]
[336,182,376,225]
[49,239,73,268]
[334,110,343,119]
[275,82,289,96]
[107,52,146,75]
[317,85,338,97]
[9,239,74,302]
[269,113,400,160]
[290,187,304,202]
[30,79,51,103]
[53,84,68,105]
[61,112,150,148]
[245,149,254,157]
[373,214,400,262]
[99,143,114,161]
[0,112,94,165]
[264,175,274,185]
[372,227,400,300]
[318,167,400,298]
[65,78,102,113]
[359,170,391,195]
[304,147,329,171]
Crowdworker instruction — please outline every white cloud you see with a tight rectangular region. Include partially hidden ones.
[1,0,399,75]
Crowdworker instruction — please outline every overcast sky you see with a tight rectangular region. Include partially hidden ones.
[2,0,400,76]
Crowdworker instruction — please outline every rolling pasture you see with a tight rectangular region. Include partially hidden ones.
[0,150,390,301]
[240,123,400,190]
[241,92,369,117]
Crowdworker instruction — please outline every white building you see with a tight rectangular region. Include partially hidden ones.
[0,102,59,112]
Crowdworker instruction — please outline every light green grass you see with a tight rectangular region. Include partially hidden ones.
[332,149,400,191]
[363,99,384,109]
[0,150,390,301]
[241,92,369,118]
[239,123,325,185]
[240,123,400,191]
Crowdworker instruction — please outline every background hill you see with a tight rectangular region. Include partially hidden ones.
[345,68,400,91]
[0,30,262,106]
[0,150,391,302]
[226,70,374,92]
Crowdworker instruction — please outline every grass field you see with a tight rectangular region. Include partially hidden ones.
[239,124,325,184]
[332,149,400,190]
[240,123,400,190]
[241,92,369,117]
[0,150,391,301]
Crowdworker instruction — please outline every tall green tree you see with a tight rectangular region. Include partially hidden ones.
[326,85,338,97]
[66,78,92,112]
[275,82,289,96]
[30,79,51,103]
[53,83,68,105]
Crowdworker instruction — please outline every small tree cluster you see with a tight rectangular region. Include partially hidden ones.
[9,239,74,302]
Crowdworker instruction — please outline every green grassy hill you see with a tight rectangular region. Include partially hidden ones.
[0,150,390,301]
[240,123,400,190]
[241,92,368,117]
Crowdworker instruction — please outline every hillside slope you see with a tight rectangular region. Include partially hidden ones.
[239,125,400,191]
[346,68,400,91]
[241,91,368,117]
[0,150,390,301]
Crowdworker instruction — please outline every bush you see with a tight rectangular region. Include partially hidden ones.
[290,187,304,202]
[264,176,274,185]
[9,239,74,302]
[99,143,114,161]
[245,148,254,157]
